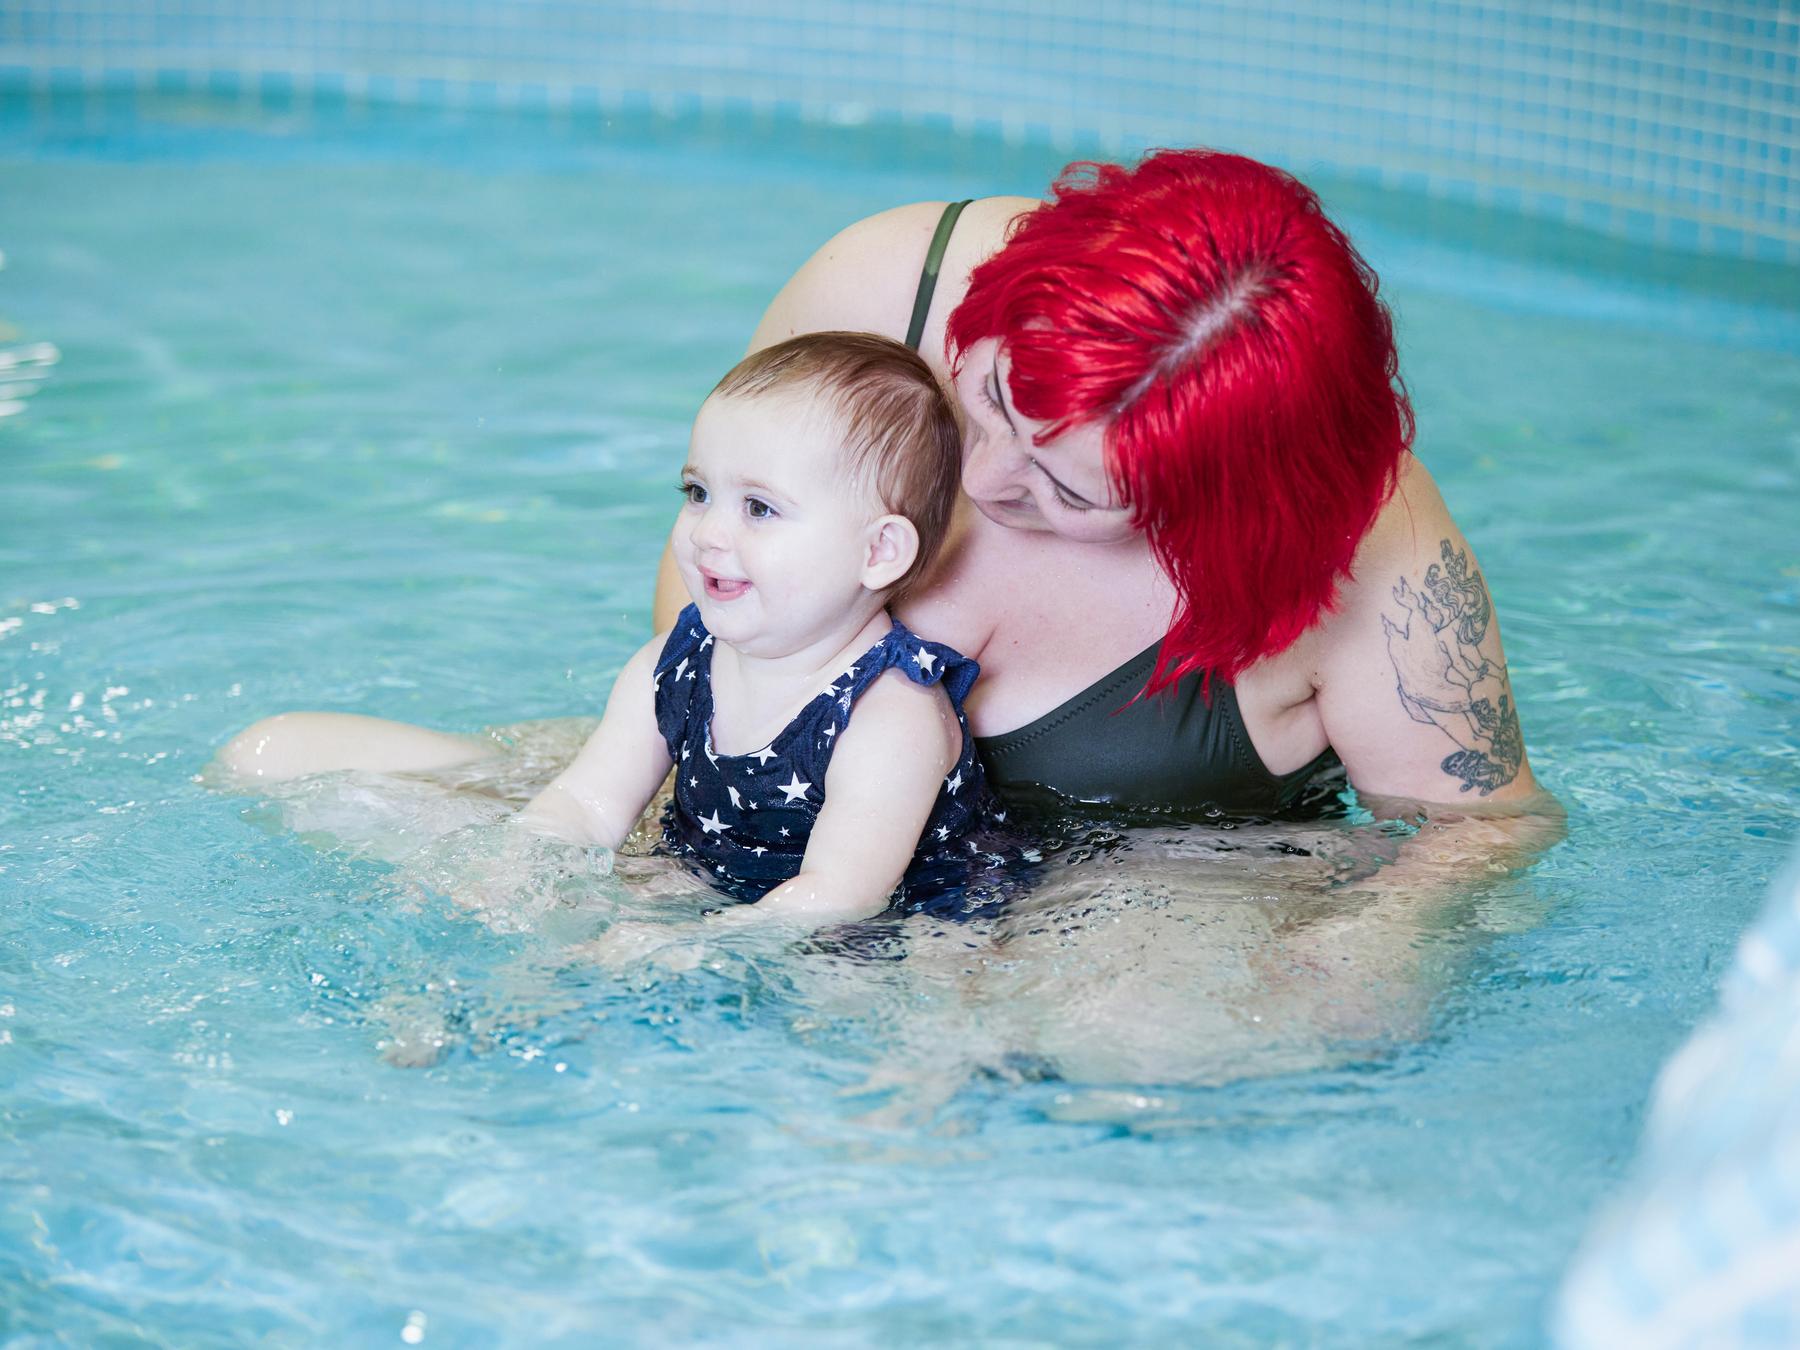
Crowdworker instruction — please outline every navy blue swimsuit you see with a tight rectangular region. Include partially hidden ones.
[653,604,992,907]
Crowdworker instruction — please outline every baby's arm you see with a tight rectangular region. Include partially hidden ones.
[515,636,673,849]
[752,670,963,925]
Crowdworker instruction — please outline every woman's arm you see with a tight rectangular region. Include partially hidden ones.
[1260,456,1563,1026]
[514,636,673,849]
[1312,455,1542,806]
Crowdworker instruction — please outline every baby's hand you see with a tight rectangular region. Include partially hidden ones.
[408,820,614,931]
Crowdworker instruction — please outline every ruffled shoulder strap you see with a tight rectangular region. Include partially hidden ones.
[844,618,980,708]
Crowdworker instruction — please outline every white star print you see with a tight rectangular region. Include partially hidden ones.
[699,634,713,650]
[823,724,835,739]
[727,785,741,808]
[751,745,777,765]
[945,770,962,794]
[697,809,728,835]
[681,743,691,760]
[674,657,688,683]
[703,736,718,766]
[915,647,937,674]
[750,845,767,856]
[688,776,698,787]
[995,810,1007,823]
[779,828,789,837]
[778,773,812,804]
[822,683,839,698]
[935,825,950,840]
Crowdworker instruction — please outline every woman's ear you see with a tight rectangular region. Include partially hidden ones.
[860,514,920,593]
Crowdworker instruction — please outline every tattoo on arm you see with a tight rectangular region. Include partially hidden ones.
[1379,540,1524,795]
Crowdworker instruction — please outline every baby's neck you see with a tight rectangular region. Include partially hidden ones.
[706,604,894,756]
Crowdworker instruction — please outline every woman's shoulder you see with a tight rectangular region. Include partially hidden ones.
[747,197,1038,355]
[1318,455,1455,614]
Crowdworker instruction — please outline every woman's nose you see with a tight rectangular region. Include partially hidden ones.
[960,425,1029,500]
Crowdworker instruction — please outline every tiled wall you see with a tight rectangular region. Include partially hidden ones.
[3,1,1795,264]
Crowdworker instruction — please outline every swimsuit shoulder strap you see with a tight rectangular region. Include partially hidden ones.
[652,603,715,755]
[903,199,973,353]
[847,620,981,708]
[653,604,711,683]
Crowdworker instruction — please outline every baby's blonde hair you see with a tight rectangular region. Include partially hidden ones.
[709,332,961,595]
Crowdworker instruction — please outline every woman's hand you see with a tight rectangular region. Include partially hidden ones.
[575,919,708,973]
[574,905,796,974]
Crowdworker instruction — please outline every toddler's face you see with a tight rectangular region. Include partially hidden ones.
[674,391,897,658]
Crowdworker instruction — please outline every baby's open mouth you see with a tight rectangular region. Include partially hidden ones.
[702,572,751,601]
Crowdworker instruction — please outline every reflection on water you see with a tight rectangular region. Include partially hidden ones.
[219,718,1557,1110]
[0,249,60,419]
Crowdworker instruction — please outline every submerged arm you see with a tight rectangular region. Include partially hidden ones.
[1263,458,1564,1021]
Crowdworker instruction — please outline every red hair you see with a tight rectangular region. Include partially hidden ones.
[946,149,1413,693]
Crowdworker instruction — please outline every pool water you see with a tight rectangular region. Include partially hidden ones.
[3,90,1797,1346]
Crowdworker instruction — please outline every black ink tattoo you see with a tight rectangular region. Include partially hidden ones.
[1380,539,1524,795]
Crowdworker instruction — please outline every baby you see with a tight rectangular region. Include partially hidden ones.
[516,331,987,926]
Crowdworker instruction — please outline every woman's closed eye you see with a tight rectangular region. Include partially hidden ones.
[1031,458,1098,513]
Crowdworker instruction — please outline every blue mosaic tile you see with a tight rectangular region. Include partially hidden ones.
[0,0,1792,264]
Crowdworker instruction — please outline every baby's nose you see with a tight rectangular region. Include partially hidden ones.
[690,505,731,552]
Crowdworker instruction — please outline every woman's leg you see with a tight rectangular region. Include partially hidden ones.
[208,712,496,785]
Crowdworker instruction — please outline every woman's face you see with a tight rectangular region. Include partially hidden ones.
[952,339,1139,545]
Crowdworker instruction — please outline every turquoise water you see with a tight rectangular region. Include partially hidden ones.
[3,90,1797,1346]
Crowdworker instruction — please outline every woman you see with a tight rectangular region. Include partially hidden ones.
[222,149,1540,822]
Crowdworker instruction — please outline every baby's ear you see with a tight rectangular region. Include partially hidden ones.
[861,514,920,592]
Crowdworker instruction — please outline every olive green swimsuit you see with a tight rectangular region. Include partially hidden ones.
[909,200,1338,815]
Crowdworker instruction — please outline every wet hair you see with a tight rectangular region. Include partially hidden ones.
[947,148,1414,692]
[709,331,962,595]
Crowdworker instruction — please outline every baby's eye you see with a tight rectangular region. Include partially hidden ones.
[679,481,707,505]
[744,497,776,520]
